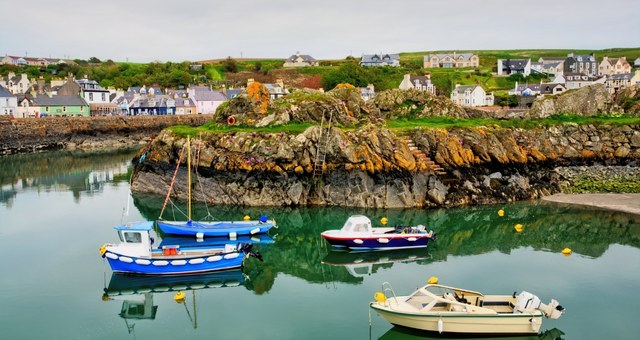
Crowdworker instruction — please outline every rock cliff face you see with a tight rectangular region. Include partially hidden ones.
[131,123,640,208]
[0,115,213,154]
[529,84,616,118]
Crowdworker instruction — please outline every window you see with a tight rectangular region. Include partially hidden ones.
[89,93,93,101]
[123,231,142,243]
[63,106,67,112]
[46,106,49,112]
[102,93,106,101]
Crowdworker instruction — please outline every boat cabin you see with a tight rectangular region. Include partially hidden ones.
[111,222,154,257]
[340,215,373,233]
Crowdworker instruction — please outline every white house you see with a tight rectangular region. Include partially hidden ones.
[497,59,531,76]
[76,76,118,115]
[0,85,18,117]
[398,73,436,94]
[450,84,494,107]
[599,56,632,76]
[564,73,606,90]
[187,86,227,114]
[423,52,479,68]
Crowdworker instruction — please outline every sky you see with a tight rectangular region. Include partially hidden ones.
[1,0,639,63]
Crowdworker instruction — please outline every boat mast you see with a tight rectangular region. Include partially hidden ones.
[187,136,191,222]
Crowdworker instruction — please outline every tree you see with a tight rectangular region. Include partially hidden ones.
[254,61,262,72]
[88,57,101,64]
[222,57,238,73]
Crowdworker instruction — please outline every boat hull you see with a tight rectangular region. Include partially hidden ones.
[104,250,246,275]
[321,234,432,251]
[157,220,275,238]
[370,304,543,335]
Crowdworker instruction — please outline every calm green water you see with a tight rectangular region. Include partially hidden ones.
[1,149,640,340]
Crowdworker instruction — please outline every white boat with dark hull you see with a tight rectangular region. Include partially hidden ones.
[321,215,435,251]
[370,282,564,335]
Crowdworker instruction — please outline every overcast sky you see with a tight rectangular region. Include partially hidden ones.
[2,0,638,63]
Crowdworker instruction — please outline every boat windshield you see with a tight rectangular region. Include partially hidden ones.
[122,231,142,244]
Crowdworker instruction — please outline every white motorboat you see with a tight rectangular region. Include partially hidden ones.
[370,282,564,335]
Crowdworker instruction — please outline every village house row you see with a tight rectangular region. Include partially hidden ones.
[1,52,640,117]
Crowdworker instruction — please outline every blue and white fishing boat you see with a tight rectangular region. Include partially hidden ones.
[156,136,276,238]
[321,215,435,251]
[99,221,260,275]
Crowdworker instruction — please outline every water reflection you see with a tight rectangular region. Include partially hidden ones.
[322,249,431,281]
[0,148,136,205]
[379,326,565,340]
[131,192,640,292]
[102,270,246,334]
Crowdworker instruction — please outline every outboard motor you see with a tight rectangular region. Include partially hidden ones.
[238,242,263,262]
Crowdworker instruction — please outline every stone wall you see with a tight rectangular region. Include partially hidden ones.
[0,115,213,154]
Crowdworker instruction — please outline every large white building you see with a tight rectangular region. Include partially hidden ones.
[450,84,494,107]
[398,73,436,94]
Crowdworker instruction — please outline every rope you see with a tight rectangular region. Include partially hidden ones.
[159,143,186,219]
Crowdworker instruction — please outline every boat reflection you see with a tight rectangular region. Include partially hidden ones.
[323,249,431,279]
[379,326,565,340]
[102,270,245,334]
[159,233,275,249]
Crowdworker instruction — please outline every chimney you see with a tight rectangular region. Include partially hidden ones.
[275,79,284,88]
[424,72,431,79]
[247,78,255,87]
[37,77,45,95]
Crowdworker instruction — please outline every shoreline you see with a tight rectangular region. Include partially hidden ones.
[542,193,640,216]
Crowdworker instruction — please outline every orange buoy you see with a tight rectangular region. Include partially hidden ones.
[227,115,236,125]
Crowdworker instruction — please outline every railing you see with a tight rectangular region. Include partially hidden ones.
[382,282,398,305]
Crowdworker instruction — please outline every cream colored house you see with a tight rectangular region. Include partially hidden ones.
[599,56,631,75]
[283,52,318,67]
[0,73,32,94]
[423,52,479,68]
[450,84,494,107]
[604,71,640,94]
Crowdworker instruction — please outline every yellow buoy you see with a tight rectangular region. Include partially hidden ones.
[498,209,505,217]
[428,276,439,284]
[514,224,524,232]
[243,215,250,221]
[380,217,388,225]
[374,292,387,303]
[99,245,107,255]
[102,294,110,302]
[173,291,186,302]
[562,248,572,255]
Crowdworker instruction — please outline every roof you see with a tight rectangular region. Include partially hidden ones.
[33,94,88,106]
[286,53,317,62]
[0,85,14,97]
[114,221,153,231]
[516,84,541,91]
[225,89,243,98]
[424,53,476,61]
[191,88,227,101]
[452,85,482,94]
[361,54,400,64]
[501,59,530,71]
[607,73,634,81]
[409,75,433,87]
[175,98,196,106]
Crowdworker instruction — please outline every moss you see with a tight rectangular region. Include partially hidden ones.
[566,178,640,193]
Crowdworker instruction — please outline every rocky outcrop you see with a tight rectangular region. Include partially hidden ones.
[216,88,467,128]
[131,123,640,208]
[0,115,213,154]
[529,84,615,118]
